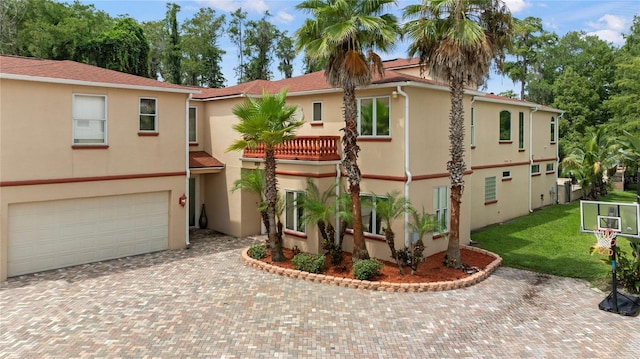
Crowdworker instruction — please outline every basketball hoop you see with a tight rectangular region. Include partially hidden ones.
[593,228,617,256]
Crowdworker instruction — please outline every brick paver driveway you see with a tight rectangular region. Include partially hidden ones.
[1,233,638,358]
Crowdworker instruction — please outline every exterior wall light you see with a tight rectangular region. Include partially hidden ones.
[179,193,187,207]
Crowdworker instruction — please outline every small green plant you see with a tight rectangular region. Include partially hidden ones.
[247,243,267,259]
[291,253,325,273]
[352,258,384,280]
[614,247,640,294]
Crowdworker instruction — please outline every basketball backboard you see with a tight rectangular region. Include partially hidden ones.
[580,200,640,238]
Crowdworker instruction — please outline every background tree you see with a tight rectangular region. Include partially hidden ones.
[228,8,248,82]
[87,17,150,77]
[501,16,556,100]
[240,12,280,82]
[302,53,327,74]
[275,31,296,78]
[181,7,226,87]
[404,0,513,268]
[164,2,181,84]
[296,0,399,261]
[227,89,303,261]
[0,0,27,54]
[141,20,166,80]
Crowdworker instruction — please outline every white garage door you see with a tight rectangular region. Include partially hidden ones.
[8,192,169,277]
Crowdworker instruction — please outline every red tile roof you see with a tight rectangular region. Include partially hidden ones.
[382,58,421,69]
[0,55,199,93]
[189,151,224,168]
[479,93,563,113]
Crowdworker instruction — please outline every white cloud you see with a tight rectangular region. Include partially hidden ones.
[587,14,627,44]
[503,0,532,13]
[198,0,268,14]
[274,10,294,25]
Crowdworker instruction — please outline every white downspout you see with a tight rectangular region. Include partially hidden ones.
[396,85,411,247]
[335,163,341,244]
[555,113,563,204]
[529,106,539,213]
[185,94,192,247]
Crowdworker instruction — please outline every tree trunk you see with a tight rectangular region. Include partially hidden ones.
[342,85,369,261]
[264,149,285,261]
[445,75,466,269]
[385,228,404,275]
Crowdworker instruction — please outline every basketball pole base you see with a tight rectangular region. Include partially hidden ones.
[598,292,640,316]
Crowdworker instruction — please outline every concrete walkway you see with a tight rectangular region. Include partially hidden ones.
[1,233,638,358]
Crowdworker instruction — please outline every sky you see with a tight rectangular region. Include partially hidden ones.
[76,0,639,93]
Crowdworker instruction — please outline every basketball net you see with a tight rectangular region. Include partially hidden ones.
[593,228,617,256]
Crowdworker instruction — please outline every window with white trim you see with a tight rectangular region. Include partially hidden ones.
[285,191,305,233]
[485,176,497,202]
[550,116,556,143]
[531,164,540,174]
[499,110,511,141]
[189,107,197,143]
[358,96,390,137]
[470,107,476,147]
[433,186,449,234]
[360,194,388,236]
[139,97,157,132]
[502,170,512,179]
[546,162,555,173]
[312,102,322,122]
[73,94,107,144]
[518,112,525,149]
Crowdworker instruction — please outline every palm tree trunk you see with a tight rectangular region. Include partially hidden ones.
[265,149,285,261]
[445,75,466,269]
[342,86,369,261]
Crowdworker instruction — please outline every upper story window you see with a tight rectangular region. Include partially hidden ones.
[285,190,305,233]
[433,186,449,235]
[470,107,476,147]
[189,107,197,143]
[73,94,107,145]
[546,162,555,173]
[139,97,157,132]
[499,110,511,142]
[531,164,541,175]
[358,96,390,137]
[550,116,556,143]
[312,102,322,123]
[361,194,388,236]
[518,112,525,150]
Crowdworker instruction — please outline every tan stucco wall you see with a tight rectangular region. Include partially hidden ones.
[0,79,190,280]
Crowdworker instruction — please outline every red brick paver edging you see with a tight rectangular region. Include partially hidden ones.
[241,245,502,292]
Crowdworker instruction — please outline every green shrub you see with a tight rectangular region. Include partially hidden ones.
[352,258,383,280]
[291,253,325,273]
[615,248,640,294]
[247,243,267,259]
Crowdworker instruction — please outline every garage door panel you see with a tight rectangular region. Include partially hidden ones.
[8,192,170,277]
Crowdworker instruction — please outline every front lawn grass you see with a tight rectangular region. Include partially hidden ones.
[471,190,638,288]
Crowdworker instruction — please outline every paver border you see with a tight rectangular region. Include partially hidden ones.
[241,245,502,292]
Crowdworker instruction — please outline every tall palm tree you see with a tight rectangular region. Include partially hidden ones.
[403,0,513,268]
[295,0,400,261]
[227,89,304,261]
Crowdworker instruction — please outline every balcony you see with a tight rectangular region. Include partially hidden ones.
[243,136,341,161]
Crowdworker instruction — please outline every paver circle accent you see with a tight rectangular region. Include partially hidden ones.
[241,245,502,292]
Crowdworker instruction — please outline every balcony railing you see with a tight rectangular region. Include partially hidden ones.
[243,136,341,161]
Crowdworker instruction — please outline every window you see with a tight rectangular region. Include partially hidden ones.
[546,163,555,173]
[531,164,540,174]
[502,170,512,179]
[73,94,107,144]
[139,98,157,132]
[499,110,511,141]
[360,194,388,236]
[470,107,476,147]
[358,96,390,137]
[285,191,305,233]
[433,186,449,234]
[550,116,556,143]
[485,176,497,203]
[518,112,525,149]
[189,107,197,143]
[312,102,322,122]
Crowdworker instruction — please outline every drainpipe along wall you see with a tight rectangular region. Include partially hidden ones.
[529,106,539,213]
[185,94,192,247]
[396,85,411,247]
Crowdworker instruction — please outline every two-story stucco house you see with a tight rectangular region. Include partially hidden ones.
[0,55,201,280]
[0,55,561,280]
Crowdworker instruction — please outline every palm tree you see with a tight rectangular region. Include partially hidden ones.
[408,206,439,275]
[373,191,409,274]
[227,89,304,261]
[295,0,399,261]
[300,179,342,265]
[403,0,513,268]
[561,126,620,200]
[231,168,269,232]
